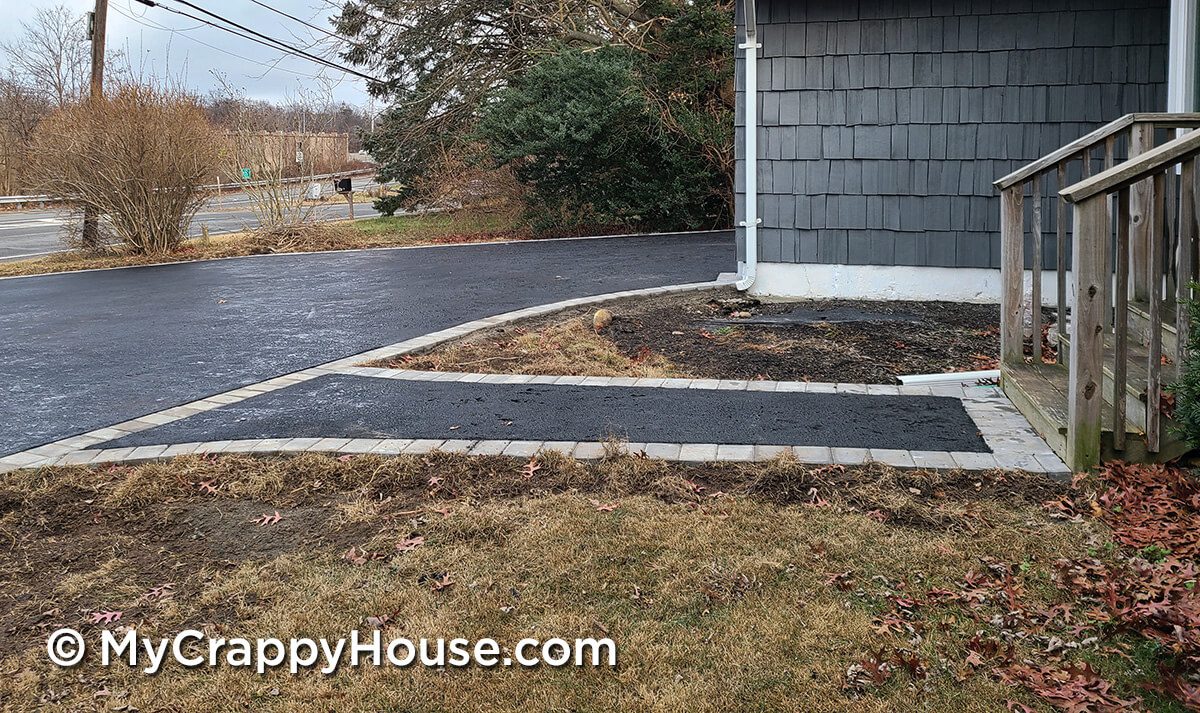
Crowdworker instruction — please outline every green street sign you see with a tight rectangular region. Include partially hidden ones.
[240,168,252,180]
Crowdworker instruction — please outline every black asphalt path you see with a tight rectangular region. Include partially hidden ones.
[103,375,990,453]
[0,232,733,455]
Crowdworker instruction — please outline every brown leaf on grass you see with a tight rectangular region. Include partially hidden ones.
[825,571,855,591]
[866,509,889,523]
[999,662,1140,712]
[430,506,453,518]
[430,574,455,592]
[343,547,384,566]
[89,611,122,625]
[197,479,219,496]
[142,584,174,602]
[590,499,620,512]
[892,650,928,681]
[252,511,282,527]
[845,650,893,693]
[395,535,425,552]
[521,458,541,480]
[364,613,393,629]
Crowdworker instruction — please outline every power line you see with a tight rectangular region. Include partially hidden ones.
[163,0,378,82]
[132,0,381,84]
[113,2,335,80]
[241,0,372,52]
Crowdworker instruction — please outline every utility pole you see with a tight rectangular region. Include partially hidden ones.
[81,0,108,249]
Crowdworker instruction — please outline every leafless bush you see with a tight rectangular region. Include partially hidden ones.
[213,77,334,229]
[414,143,524,212]
[28,84,221,254]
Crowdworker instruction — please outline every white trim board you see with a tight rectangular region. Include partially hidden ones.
[749,262,1075,305]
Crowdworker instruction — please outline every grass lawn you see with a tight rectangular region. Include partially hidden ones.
[0,207,526,279]
[1,452,1193,711]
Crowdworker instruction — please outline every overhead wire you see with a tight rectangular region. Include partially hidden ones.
[113,1,337,80]
[132,0,381,83]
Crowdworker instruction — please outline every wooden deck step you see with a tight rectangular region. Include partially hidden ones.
[1002,361,1189,466]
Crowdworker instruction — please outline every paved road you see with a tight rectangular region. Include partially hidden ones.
[102,374,989,453]
[0,180,383,261]
[0,232,734,456]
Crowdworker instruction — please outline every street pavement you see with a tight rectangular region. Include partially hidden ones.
[0,231,735,455]
[0,179,383,261]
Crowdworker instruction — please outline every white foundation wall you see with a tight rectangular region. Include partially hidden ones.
[749,262,1076,306]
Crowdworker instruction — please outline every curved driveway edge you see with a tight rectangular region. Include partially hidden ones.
[0,231,734,455]
[0,277,735,470]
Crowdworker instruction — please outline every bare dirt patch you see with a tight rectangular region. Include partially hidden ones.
[0,452,1190,711]
[384,289,1002,384]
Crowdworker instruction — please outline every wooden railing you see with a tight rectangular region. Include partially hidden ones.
[997,113,1200,470]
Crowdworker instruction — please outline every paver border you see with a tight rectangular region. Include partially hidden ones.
[25,437,1059,473]
[0,273,1070,477]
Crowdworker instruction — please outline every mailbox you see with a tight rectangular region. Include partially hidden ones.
[334,177,353,194]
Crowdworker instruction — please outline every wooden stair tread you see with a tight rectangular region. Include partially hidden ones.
[1003,362,1142,436]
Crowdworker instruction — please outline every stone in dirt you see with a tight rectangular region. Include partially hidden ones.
[593,308,614,332]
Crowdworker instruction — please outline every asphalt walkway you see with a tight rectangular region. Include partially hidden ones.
[100,374,989,453]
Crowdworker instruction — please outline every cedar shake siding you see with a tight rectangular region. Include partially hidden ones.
[734,0,1169,270]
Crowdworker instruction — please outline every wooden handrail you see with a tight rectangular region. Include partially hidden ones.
[1061,128,1200,203]
[994,112,1200,191]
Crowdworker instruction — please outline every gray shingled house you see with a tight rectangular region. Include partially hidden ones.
[733,0,1198,301]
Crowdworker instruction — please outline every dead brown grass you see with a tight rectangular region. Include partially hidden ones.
[382,317,683,378]
[0,207,525,279]
[0,452,1129,712]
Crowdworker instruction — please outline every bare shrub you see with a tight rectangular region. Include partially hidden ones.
[28,84,221,254]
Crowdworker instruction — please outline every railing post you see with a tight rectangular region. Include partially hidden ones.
[1001,185,1026,366]
[1056,162,1069,363]
[1130,123,1154,302]
[1067,194,1109,471]
[1179,158,1196,367]
[1148,172,1166,453]
[1031,174,1043,352]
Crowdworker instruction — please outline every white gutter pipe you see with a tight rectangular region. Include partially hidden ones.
[736,0,761,291]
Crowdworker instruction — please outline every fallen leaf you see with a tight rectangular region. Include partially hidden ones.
[253,511,282,527]
[89,611,122,625]
[395,535,426,552]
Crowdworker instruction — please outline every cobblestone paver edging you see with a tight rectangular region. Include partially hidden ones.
[0,276,1070,476]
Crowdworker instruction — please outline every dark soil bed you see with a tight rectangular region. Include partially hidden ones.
[395,289,1005,384]
[606,291,1001,383]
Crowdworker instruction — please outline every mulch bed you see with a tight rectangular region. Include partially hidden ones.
[600,290,1002,383]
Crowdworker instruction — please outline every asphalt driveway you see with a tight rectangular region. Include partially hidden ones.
[0,232,734,455]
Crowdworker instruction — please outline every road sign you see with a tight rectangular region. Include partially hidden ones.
[240,168,252,180]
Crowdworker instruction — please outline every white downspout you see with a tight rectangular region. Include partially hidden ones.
[736,0,761,291]
[1167,0,1198,112]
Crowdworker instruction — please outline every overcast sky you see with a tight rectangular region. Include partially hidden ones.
[0,0,374,107]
